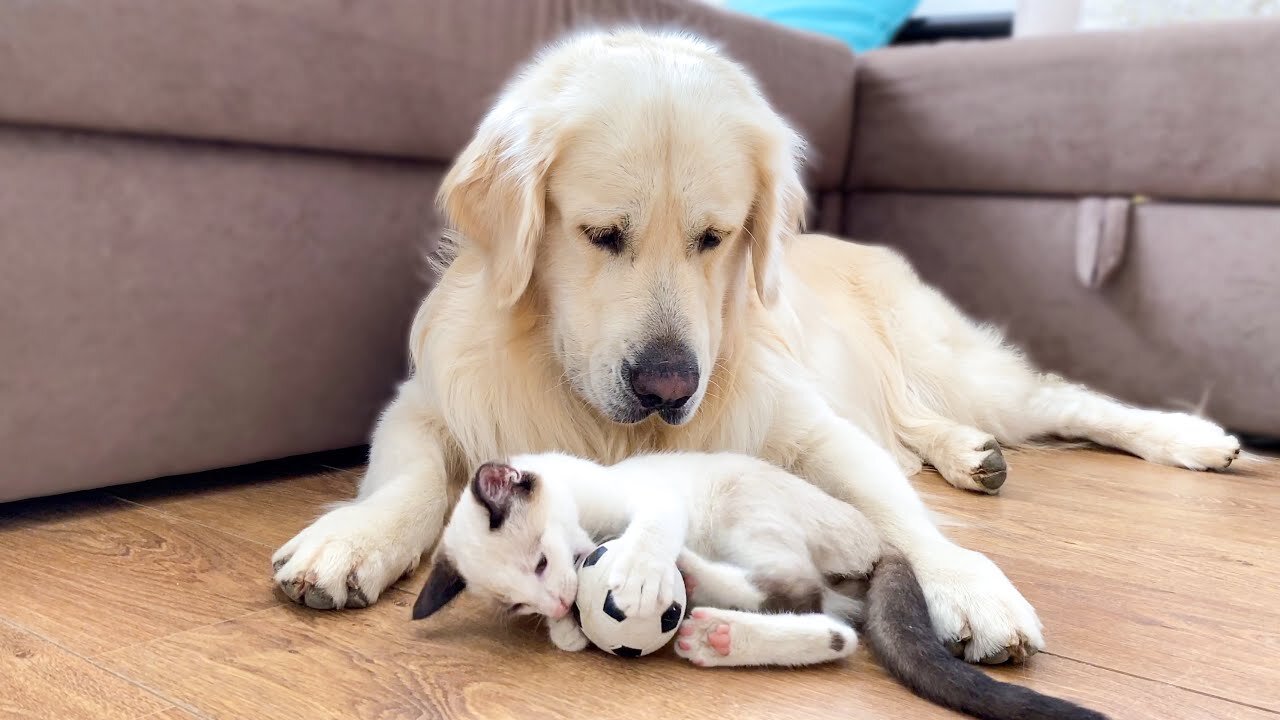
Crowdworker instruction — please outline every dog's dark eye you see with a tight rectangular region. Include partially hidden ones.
[697,229,723,252]
[534,554,548,576]
[584,226,624,254]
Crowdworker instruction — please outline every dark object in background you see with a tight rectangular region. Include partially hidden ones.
[892,11,1013,44]
[1238,433,1280,453]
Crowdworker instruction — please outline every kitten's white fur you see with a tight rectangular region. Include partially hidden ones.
[431,451,882,668]
[417,453,1116,720]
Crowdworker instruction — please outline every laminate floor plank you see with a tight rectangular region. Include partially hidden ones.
[100,587,1270,720]
[6,447,1277,719]
[0,618,171,719]
[0,493,279,656]
[916,449,1280,711]
[111,455,361,550]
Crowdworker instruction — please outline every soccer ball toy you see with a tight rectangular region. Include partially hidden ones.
[574,540,686,658]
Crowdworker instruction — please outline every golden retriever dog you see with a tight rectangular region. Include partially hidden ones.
[273,29,1240,663]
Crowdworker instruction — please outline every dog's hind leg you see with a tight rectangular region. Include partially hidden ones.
[1005,373,1241,471]
[880,279,1238,479]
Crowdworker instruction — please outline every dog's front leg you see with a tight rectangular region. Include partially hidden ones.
[782,396,1044,664]
[272,378,454,609]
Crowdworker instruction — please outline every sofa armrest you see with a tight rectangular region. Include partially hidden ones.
[0,0,855,187]
[849,19,1280,202]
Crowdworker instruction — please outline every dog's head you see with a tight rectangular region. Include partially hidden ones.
[437,29,806,425]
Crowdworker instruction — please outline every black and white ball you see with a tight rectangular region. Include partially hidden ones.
[574,540,685,657]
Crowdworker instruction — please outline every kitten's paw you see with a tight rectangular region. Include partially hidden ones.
[675,609,735,667]
[272,503,418,610]
[548,617,589,652]
[675,608,856,668]
[1129,413,1240,471]
[676,551,765,610]
[607,541,679,617]
[915,546,1044,664]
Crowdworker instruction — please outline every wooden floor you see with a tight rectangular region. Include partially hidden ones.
[1,447,1278,720]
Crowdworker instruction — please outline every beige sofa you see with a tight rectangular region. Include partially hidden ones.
[2,0,1276,502]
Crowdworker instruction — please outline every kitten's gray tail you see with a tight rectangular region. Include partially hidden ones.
[863,553,1110,720]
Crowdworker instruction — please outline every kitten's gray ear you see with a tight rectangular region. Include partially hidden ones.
[471,462,535,530]
[412,555,466,620]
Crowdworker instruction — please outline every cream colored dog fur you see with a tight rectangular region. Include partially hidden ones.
[272,29,1240,663]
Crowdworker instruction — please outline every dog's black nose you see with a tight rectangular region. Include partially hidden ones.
[625,339,699,411]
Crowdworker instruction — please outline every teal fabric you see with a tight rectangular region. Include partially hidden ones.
[724,0,921,53]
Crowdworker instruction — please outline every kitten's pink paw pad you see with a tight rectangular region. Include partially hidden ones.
[675,608,738,667]
[707,624,732,655]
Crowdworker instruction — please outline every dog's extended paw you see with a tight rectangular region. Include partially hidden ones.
[1128,413,1240,472]
[915,546,1044,664]
[272,503,418,610]
[931,428,1009,494]
[969,439,1009,493]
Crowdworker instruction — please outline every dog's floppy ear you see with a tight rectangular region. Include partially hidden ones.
[437,91,560,309]
[745,119,807,307]
[412,554,467,620]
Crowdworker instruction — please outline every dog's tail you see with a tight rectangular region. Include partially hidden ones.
[863,553,1110,720]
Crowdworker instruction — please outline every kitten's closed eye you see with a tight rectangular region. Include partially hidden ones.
[509,603,526,614]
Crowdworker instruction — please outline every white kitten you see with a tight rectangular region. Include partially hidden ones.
[413,452,1107,720]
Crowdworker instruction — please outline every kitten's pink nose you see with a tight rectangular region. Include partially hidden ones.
[549,600,571,619]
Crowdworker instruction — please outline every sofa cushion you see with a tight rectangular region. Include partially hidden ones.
[0,126,440,502]
[0,0,856,188]
[849,19,1280,202]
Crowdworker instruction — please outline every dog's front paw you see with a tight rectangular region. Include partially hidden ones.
[1130,413,1240,471]
[272,503,418,610]
[548,616,590,652]
[606,540,679,617]
[914,546,1044,664]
